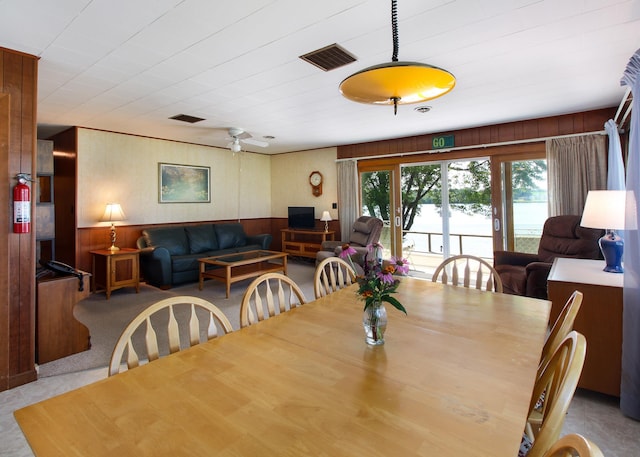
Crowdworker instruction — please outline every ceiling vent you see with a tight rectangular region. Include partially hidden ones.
[169,114,205,123]
[299,43,357,71]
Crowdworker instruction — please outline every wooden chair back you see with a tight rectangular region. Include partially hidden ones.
[314,256,357,299]
[432,254,503,292]
[109,296,233,376]
[542,434,604,457]
[240,272,307,328]
[539,290,583,377]
[523,331,587,457]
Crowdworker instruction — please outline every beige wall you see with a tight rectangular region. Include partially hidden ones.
[271,148,339,220]
[76,129,272,227]
[76,129,338,227]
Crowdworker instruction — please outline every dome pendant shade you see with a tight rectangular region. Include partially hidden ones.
[340,61,456,105]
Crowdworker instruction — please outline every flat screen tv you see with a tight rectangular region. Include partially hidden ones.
[288,206,315,229]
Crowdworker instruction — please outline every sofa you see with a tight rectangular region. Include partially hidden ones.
[137,223,272,289]
[493,215,603,299]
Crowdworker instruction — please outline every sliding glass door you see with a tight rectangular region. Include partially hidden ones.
[491,156,548,253]
[358,148,547,276]
[400,160,492,274]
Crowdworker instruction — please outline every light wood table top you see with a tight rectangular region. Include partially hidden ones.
[15,277,550,456]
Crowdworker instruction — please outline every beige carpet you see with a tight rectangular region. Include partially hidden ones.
[37,259,317,378]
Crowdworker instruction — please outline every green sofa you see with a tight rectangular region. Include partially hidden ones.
[137,222,272,289]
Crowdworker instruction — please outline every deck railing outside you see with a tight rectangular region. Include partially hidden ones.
[375,223,542,277]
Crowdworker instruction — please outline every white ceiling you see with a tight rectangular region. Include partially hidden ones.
[1,0,639,154]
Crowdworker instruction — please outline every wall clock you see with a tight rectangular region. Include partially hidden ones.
[309,171,323,196]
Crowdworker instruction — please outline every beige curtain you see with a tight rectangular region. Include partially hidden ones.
[337,160,358,241]
[546,135,607,216]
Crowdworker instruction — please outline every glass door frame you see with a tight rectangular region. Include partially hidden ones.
[357,143,545,262]
[490,148,546,252]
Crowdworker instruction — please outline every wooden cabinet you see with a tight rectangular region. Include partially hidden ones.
[281,229,335,259]
[91,249,140,299]
[36,272,91,364]
[547,258,623,396]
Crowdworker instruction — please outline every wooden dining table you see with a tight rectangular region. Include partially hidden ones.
[15,277,550,456]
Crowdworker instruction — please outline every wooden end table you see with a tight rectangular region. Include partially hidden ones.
[198,250,288,298]
[90,248,140,300]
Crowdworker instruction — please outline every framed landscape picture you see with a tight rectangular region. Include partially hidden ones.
[159,163,211,203]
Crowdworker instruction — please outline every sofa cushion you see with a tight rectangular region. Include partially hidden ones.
[215,223,247,249]
[185,224,218,254]
[143,227,189,256]
[171,254,201,273]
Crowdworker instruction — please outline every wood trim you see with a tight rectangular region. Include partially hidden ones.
[338,108,615,160]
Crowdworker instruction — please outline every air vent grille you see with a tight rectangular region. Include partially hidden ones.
[169,114,205,123]
[300,43,356,71]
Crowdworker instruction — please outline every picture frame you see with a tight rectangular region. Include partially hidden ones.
[158,163,211,203]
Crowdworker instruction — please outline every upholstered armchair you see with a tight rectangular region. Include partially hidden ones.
[315,216,383,273]
[493,215,603,299]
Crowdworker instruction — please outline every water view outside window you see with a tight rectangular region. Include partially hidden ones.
[361,159,547,274]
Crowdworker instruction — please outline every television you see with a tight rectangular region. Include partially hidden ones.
[288,206,316,229]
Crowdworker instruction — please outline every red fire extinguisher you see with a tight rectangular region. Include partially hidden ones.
[13,174,31,233]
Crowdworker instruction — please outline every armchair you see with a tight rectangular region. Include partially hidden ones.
[494,215,603,299]
[315,216,383,273]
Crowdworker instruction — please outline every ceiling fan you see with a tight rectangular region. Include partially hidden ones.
[227,128,269,153]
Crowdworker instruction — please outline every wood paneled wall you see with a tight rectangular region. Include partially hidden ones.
[338,108,616,160]
[0,47,38,391]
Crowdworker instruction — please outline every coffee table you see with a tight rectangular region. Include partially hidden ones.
[198,250,288,298]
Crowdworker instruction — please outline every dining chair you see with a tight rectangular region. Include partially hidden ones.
[528,290,583,430]
[519,331,587,457]
[539,290,583,375]
[109,296,233,376]
[239,272,307,328]
[313,256,357,299]
[542,434,604,457]
[431,254,504,292]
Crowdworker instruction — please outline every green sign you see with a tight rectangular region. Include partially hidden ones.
[432,134,454,149]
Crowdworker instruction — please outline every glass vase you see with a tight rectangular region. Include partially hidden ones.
[363,301,387,345]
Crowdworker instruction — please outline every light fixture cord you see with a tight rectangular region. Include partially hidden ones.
[391,0,398,62]
[391,0,399,114]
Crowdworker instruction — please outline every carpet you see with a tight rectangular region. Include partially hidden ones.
[37,259,317,378]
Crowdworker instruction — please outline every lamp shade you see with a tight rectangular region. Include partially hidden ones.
[581,190,636,274]
[320,211,332,222]
[580,190,630,230]
[340,61,456,106]
[101,203,126,223]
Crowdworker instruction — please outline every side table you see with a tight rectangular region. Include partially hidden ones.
[90,248,140,299]
[547,257,623,396]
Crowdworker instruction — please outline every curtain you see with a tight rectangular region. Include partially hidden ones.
[621,48,640,420]
[605,119,625,190]
[337,160,358,242]
[546,135,607,216]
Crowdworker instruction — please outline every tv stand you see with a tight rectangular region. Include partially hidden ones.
[281,228,335,259]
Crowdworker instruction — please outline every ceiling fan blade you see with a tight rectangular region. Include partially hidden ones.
[228,127,251,140]
[242,138,269,147]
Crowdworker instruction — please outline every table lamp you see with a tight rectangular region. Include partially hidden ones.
[320,210,332,232]
[101,203,126,251]
[580,190,632,273]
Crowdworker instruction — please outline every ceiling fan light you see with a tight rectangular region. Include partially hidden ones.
[230,139,242,153]
[339,61,455,105]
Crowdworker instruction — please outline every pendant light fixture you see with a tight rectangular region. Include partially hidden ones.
[340,0,455,114]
